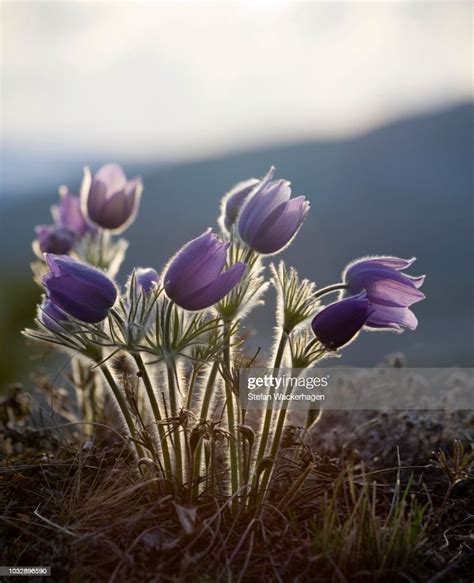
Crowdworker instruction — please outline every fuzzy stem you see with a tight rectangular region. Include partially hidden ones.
[314,283,348,299]
[133,353,173,480]
[256,367,307,507]
[100,364,145,460]
[167,360,184,485]
[200,360,219,420]
[252,330,288,480]
[191,361,220,500]
[163,300,184,486]
[223,320,240,512]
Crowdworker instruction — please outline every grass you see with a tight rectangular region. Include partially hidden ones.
[1,405,473,581]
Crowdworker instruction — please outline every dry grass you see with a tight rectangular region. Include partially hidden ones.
[1,419,473,582]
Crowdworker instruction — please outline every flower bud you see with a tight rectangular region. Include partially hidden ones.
[238,166,309,255]
[43,254,117,323]
[81,163,142,232]
[35,225,76,255]
[311,294,371,350]
[164,230,246,311]
[343,256,425,331]
[135,267,159,294]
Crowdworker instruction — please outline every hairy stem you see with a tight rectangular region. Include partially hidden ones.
[167,360,184,485]
[314,282,348,299]
[252,330,288,480]
[223,320,240,512]
[133,353,173,480]
[100,364,145,460]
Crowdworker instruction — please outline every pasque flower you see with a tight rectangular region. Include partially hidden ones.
[43,254,117,323]
[135,267,159,294]
[81,163,142,231]
[238,166,310,254]
[164,230,246,311]
[343,256,425,331]
[35,225,76,255]
[311,294,371,349]
[220,178,260,231]
[52,188,95,238]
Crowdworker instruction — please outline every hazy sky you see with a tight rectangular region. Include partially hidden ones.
[2,1,473,161]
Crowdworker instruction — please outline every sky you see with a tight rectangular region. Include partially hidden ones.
[1,1,473,162]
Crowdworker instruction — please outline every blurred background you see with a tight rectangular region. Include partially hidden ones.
[1,1,473,389]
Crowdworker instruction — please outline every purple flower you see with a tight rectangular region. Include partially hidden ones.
[81,163,142,231]
[164,230,246,311]
[135,267,159,294]
[35,225,76,255]
[43,254,117,323]
[52,188,95,238]
[238,167,310,255]
[343,256,425,331]
[38,298,69,334]
[311,294,371,350]
[219,178,260,231]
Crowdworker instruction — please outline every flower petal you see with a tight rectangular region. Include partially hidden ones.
[347,266,425,307]
[176,262,246,311]
[250,196,310,254]
[164,231,228,298]
[94,163,127,194]
[366,305,418,331]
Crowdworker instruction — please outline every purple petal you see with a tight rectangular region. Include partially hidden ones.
[348,257,416,273]
[348,266,425,307]
[311,294,371,349]
[366,305,418,331]
[43,255,117,322]
[94,163,127,193]
[96,190,133,230]
[238,179,291,243]
[164,231,228,299]
[45,277,113,323]
[176,262,246,311]
[135,267,159,294]
[248,196,309,254]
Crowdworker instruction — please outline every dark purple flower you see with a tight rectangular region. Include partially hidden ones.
[220,178,260,231]
[43,254,117,323]
[38,298,69,333]
[52,188,95,238]
[136,267,159,294]
[164,230,246,311]
[343,256,425,331]
[237,167,310,255]
[35,225,76,255]
[311,294,371,350]
[81,163,142,232]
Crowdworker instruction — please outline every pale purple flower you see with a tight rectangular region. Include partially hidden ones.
[52,188,95,238]
[81,163,142,232]
[164,230,246,311]
[43,254,117,323]
[35,225,76,255]
[237,167,310,255]
[343,256,426,331]
[219,178,260,231]
[311,294,371,350]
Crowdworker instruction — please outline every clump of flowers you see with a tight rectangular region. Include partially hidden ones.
[25,164,426,510]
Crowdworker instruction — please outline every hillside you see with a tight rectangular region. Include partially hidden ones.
[1,102,473,369]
